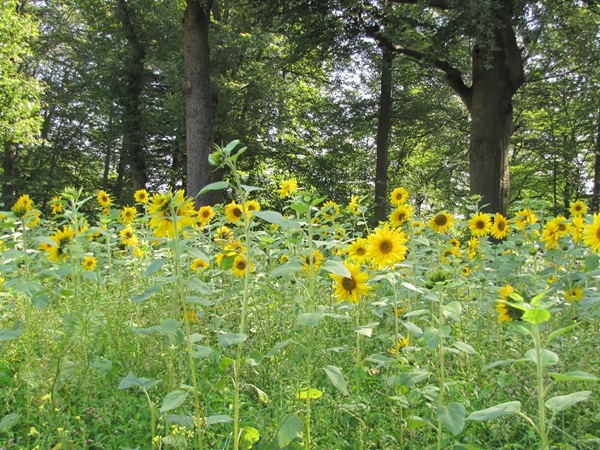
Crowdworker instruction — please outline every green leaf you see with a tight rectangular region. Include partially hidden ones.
[466,401,521,421]
[132,283,165,302]
[277,414,304,447]
[240,184,263,193]
[406,416,429,430]
[388,370,430,387]
[265,339,291,358]
[401,282,424,294]
[133,318,182,336]
[239,426,260,450]
[217,333,247,348]
[323,365,349,395]
[585,254,599,272]
[0,322,23,341]
[160,389,188,413]
[522,308,551,325]
[206,414,233,426]
[453,341,476,355]
[297,309,325,327]
[545,391,592,412]
[220,254,236,271]
[296,388,323,400]
[247,350,264,366]
[437,402,466,434]
[187,296,214,307]
[443,301,462,321]
[269,262,303,278]
[251,210,300,229]
[199,181,230,195]
[548,371,599,382]
[547,323,578,343]
[322,259,351,277]
[402,321,423,335]
[525,349,559,367]
[353,322,380,337]
[248,384,269,404]
[482,358,529,370]
[0,413,20,432]
[117,373,160,391]
[191,345,215,359]
[145,258,167,277]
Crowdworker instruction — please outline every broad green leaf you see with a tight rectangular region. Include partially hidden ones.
[0,322,23,341]
[547,323,578,343]
[133,318,182,336]
[144,258,166,277]
[187,296,214,307]
[265,339,291,358]
[323,365,349,395]
[240,184,263,193]
[206,414,233,426]
[482,358,529,370]
[525,349,559,367]
[160,389,188,413]
[117,373,160,391]
[277,414,304,447]
[401,282,424,294]
[403,309,429,318]
[218,333,247,348]
[248,384,269,404]
[187,278,211,295]
[453,341,476,355]
[522,308,551,325]
[365,354,395,366]
[545,391,592,412]
[251,210,300,229]
[353,322,379,337]
[220,254,236,271]
[406,416,429,430]
[548,371,599,382]
[198,181,230,195]
[191,345,215,359]
[247,350,264,366]
[466,401,521,421]
[322,259,351,277]
[402,321,423,335]
[437,402,466,434]
[132,283,165,302]
[269,262,302,278]
[585,254,599,272]
[388,370,430,387]
[0,413,20,432]
[443,301,462,322]
[297,309,325,327]
[239,426,260,450]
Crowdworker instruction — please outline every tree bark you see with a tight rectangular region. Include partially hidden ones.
[184,0,216,207]
[374,47,394,224]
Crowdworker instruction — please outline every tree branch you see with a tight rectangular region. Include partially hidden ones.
[387,0,452,10]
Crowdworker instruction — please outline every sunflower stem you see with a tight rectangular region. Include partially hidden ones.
[532,324,549,449]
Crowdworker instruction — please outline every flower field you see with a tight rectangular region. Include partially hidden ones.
[1,145,599,449]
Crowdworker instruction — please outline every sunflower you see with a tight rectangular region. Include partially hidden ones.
[97,190,111,208]
[24,210,41,228]
[490,213,510,240]
[411,220,425,234]
[302,249,324,273]
[540,223,560,249]
[277,179,298,198]
[120,226,139,247]
[134,189,149,204]
[569,200,587,217]
[390,187,409,206]
[232,254,253,277]
[389,204,413,228]
[11,194,34,217]
[329,263,370,303]
[390,337,409,356]
[348,195,360,215]
[514,208,538,229]
[320,200,340,222]
[461,266,471,277]
[571,215,584,242]
[469,212,492,237]
[546,216,571,236]
[197,205,215,227]
[119,206,137,225]
[441,245,462,262]
[46,225,75,262]
[565,286,584,303]
[50,196,63,215]
[148,190,196,238]
[467,237,480,260]
[583,213,600,252]
[82,256,98,271]
[428,212,454,234]
[191,258,209,271]
[214,225,234,246]
[225,201,245,223]
[366,222,408,269]
[495,284,524,322]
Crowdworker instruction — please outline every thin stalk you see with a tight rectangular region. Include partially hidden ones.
[304,205,316,450]
[532,324,549,449]
[436,291,446,450]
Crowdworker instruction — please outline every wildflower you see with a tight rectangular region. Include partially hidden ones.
[82,256,98,271]
[280,254,289,264]
[348,195,360,215]
[133,246,144,258]
[495,284,523,323]
[197,205,215,227]
[441,245,462,262]
[469,212,492,237]
[390,337,409,355]
[214,225,234,246]
[571,215,584,242]
[11,194,34,217]
[428,212,454,233]
[46,225,75,262]
[564,286,584,303]
[490,213,509,240]
[134,189,149,204]
[390,187,409,206]
[330,263,370,303]
[346,237,369,264]
[541,223,560,249]
[366,222,408,269]
[50,196,63,215]
[245,199,261,214]
[583,213,600,252]
[461,266,471,276]
[569,200,587,217]
[120,226,139,247]
[148,190,196,238]
[97,190,111,208]
[514,208,538,229]
[191,258,209,271]
[225,201,245,223]
[277,179,298,198]
[320,200,340,222]
[546,216,571,236]
[302,249,324,273]
[119,206,137,225]
[467,237,480,260]
[449,238,460,248]
[232,254,253,277]
[389,204,413,228]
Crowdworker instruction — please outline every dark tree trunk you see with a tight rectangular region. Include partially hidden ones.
[184,0,216,207]
[374,47,394,224]
[116,0,147,198]
[591,109,600,213]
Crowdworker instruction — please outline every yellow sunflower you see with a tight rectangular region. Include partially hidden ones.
[366,222,408,269]
[495,284,523,322]
[467,237,480,260]
[245,199,261,215]
[546,216,571,236]
[190,258,209,271]
[119,206,137,225]
[583,213,600,252]
[214,225,234,246]
[197,205,215,227]
[134,189,149,204]
[302,249,324,273]
[11,194,34,217]
[428,212,454,233]
[120,226,139,247]
[389,204,413,228]
[46,225,75,262]
[490,213,509,240]
[569,200,587,217]
[147,190,196,237]
[390,187,409,206]
[514,208,538,229]
[50,196,63,215]
[225,201,245,223]
[571,215,584,242]
[232,254,253,278]
[565,286,584,303]
[97,190,111,208]
[277,179,298,198]
[329,263,370,303]
[390,337,409,355]
[346,237,369,264]
[82,256,98,271]
[441,245,462,263]
[348,195,360,215]
[320,200,340,222]
[469,212,492,237]
[540,223,560,249]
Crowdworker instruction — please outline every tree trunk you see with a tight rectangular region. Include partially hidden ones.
[184,0,216,207]
[116,0,147,199]
[374,47,393,224]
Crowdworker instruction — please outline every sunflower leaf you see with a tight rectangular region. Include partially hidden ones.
[322,259,351,277]
[545,391,592,412]
[198,181,230,195]
[466,401,521,421]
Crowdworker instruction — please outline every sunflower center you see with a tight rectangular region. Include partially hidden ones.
[434,215,447,226]
[356,247,366,256]
[596,228,600,240]
[342,277,356,291]
[397,213,406,221]
[236,261,246,271]
[233,208,243,217]
[379,240,393,254]
[475,220,485,229]
[497,221,505,231]
[558,223,566,232]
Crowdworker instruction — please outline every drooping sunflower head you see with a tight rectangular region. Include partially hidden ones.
[469,212,492,237]
[390,337,409,356]
[569,200,587,217]
[564,286,584,303]
[348,195,360,215]
[330,263,370,303]
[490,213,509,240]
[389,204,413,228]
[366,222,408,269]
[428,212,454,234]
[390,187,409,206]
[147,190,196,237]
[11,194,34,217]
[134,189,149,204]
[97,190,111,208]
[214,225,234,246]
[50,196,63,215]
[46,225,75,262]
[225,201,245,223]
[120,226,139,247]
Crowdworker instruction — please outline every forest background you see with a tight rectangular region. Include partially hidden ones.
[2,0,599,219]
